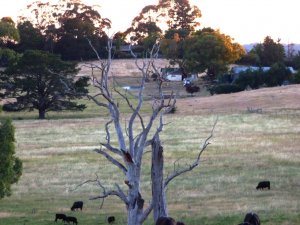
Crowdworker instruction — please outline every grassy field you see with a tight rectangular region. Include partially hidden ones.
[0,108,299,225]
[0,75,299,224]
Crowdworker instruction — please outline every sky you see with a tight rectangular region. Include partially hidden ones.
[0,0,299,44]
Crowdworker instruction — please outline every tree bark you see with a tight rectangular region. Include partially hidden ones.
[38,109,46,119]
[151,133,168,221]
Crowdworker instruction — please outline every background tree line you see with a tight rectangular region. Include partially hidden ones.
[1,0,299,75]
[1,0,300,120]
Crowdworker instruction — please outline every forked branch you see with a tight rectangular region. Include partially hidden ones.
[164,118,218,187]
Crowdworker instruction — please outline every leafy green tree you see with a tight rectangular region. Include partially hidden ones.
[19,0,111,59]
[167,0,201,33]
[160,32,186,76]
[264,62,292,86]
[125,5,161,44]
[16,21,45,52]
[0,48,19,67]
[291,51,300,70]
[53,1,110,59]
[237,50,260,66]
[183,28,245,79]
[234,69,265,89]
[0,50,89,119]
[251,36,285,66]
[126,0,201,42]
[293,70,300,84]
[0,17,20,46]
[0,118,22,199]
[126,21,162,48]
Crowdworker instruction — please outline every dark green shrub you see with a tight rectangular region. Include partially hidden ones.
[293,70,300,84]
[0,48,19,67]
[234,69,265,89]
[209,84,243,95]
[263,63,292,86]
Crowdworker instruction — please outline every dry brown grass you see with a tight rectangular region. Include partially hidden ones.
[175,84,300,115]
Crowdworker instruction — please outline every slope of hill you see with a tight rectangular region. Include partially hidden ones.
[78,59,171,77]
[176,84,300,115]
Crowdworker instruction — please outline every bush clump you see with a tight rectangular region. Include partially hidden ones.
[209,84,243,95]
[234,69,265,89]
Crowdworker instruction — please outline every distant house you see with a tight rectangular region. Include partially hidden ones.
[119,44,143,52]
[230,66,271,81]
[287,67,297,74]
[225,65,297,83]
[116,45,144,58]
[161,68,199,83]
[161,68,183,81]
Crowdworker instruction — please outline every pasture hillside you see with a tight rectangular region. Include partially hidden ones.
[175,84,300,115]
[0,60,299,225]
[0,109,299,225]
[78,59,171,77]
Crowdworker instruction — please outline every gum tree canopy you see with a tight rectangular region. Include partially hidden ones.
[126,0,201,43]
[0,50,89,119]
[18,0,111,60]
[183,28,245,79]
[0,17,20,46]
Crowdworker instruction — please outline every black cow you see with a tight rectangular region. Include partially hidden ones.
[244,212,260,225]
[54,213,67,223]
[238,223,252,225]
[107,216,115,224]
[71,201,83,211]
[66,216,78,225]
[256,181,270,190]
[176,222,186,225]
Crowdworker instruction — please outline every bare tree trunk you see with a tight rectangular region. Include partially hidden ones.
[38,109,46,119]
[80,38,216,225]
[151,133,168,221]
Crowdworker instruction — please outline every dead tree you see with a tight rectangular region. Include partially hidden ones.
[81,37,216,225]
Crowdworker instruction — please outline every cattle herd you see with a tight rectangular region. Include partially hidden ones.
[55,181,270,224]
[54,201,115,224]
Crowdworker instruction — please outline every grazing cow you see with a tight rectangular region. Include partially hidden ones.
[256,181,270,190]
[54,213,67,223]
[156,216,176,225]
[71,201,83,211]
[66,216,78,225]
[244,212,260,225]
[107,216,115,224]
[176,222,186,225]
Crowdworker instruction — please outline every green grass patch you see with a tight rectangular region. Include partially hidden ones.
[0,110,299,224]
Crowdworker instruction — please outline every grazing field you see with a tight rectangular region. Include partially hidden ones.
[0,111,299,224]
[0,72,300,224]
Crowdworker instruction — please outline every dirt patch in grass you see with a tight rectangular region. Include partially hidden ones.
[0,212,25,218]
[0,212,11,218]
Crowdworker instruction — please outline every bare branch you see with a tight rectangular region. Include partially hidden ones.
[100,143,122,156]
[90,190,127,203]
[140,201,154,224]
[164,118,218,187]
[86,94,109,108]
[81,175,128,204]
[105,119,113,143]
[94,148,127,175]
[87,38,101,60]
[113,88,145,130]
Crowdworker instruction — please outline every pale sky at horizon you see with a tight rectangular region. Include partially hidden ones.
[0,0,299,44]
